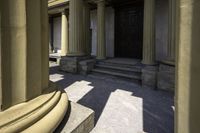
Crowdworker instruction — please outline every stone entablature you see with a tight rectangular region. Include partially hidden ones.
[48,0,69,15]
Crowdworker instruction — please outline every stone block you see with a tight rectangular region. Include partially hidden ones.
[60,57,78,73]
[79,59,95,75]
[157,64,175,91]
[142,66,158,89]
[55,101,95,133]
[60,56,91,73]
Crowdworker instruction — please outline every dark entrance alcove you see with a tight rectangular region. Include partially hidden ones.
[114,0,144,59]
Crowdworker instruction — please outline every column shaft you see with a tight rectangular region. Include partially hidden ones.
[142,0,155,65]
[176,0,200,132]
[61,10,69,56]
[97,0,106,60]
[41,0,49,90]
[0,4,2,111]
[167,0,176,61]
[0,0,45,110]
[83,2,91,55]
[69,0,85,56]
[49,17,54,53]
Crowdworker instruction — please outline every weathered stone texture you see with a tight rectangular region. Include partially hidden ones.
[55,102,94,133]
[142,66,158,89]
[157,64,175,91]
[79,59,95,75]
[60,56,92,74]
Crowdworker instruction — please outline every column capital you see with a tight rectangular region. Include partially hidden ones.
[61,9,69,15]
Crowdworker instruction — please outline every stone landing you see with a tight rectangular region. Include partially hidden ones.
[55,101,94,133]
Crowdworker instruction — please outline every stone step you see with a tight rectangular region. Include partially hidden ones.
[95,64,141,73]
[92,68,141,81]
[97,61,143,69]
[55,102,94,133]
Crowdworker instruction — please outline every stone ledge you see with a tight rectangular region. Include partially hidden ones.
[55,101,95,133]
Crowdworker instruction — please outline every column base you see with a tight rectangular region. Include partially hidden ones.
[157,63,175,92]
[160,59,175,66]
[142,65,158,89]
[60,56,93,73]
[0,82,69,133]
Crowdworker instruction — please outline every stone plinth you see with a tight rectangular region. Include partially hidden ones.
[79,59,96,75]
[157,63,175,92]
[60,56,91,73]
[55,102,94,133]
[142,66,158,89]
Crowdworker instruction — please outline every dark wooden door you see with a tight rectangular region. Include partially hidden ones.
[115,2,144,59]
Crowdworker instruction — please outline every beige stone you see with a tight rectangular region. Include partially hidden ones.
[61,10,69,56]
[0,0,69,132]
[41,0,50,91]
[0,4,2,111]
[1,0,42,109]
[142,0,155,65]
[69,0,85,56]
[83,2,91,55]
[176,0,200,132]
[96,0,106,60]
[167,0,176,62]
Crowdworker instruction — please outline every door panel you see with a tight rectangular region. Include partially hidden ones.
[115,2,144,59]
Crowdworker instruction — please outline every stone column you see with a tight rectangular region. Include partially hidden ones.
[96,0,106,60]
[167,0,176,62]
[0,0,68,132]
[49,17,54,53]
[61,10,69,56]
[176,0,200,132]
[69,0,85,56]
[83,2,91,55]
[1,0,43,108]
[142,0,155,65]
[41,0,49,91]
[0,5,2,110]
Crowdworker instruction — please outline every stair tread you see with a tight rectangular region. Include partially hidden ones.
[97,61,143,68]
[95,64,141,72]
[92,68,141,80]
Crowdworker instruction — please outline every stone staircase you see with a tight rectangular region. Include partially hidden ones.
[91,59,143,83]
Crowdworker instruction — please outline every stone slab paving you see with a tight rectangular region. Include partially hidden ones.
[50,63,174,133]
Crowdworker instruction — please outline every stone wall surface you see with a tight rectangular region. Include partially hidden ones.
[157,64,175,91]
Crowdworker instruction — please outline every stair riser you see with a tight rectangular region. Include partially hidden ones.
[95,65,141,73]
[97,62,142,69]
[92,69,141,80]
[91,71,141,84]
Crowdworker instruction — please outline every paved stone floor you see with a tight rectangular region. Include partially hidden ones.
[50,63,174,133]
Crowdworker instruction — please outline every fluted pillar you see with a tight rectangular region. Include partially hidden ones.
[167,0,176,62]
[0,0,68,132]
[61,10,69,56]
[49,17,54,53]
[69,0,85,56]
[142,0,155,65]
[83,2,91,55]
[176,0,200,132]
[1,0,43,109]
[0,5,2,109]
[41,0,49,91]
[96,0,106,60]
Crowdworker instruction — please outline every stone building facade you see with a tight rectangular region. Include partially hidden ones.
[48,0,176,91]
[0,0,200,132]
